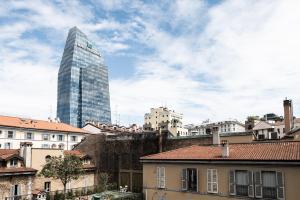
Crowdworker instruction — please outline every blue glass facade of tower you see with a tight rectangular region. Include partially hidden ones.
[57,27,111,127]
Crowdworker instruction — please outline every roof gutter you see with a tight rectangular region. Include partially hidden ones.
[140,159,300,166]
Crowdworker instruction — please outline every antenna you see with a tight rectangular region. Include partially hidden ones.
[114,105,118,125]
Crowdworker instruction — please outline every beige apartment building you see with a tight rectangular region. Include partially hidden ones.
[144,107,188,136]
[141,141,300,200]
[0,142,95,199]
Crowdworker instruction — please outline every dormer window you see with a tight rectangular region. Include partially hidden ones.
[83,158,90,164]
[10,159,18,167]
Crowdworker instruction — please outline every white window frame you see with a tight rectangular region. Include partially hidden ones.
[7,131,14,139]
[10,159,18,167]
[156,167,165,189]
[207,169,218,193]
[57,134,64,141]
[42,134,50,141]
[26,132,34,140]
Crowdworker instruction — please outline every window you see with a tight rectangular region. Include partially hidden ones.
[43,134,50,141]
[26,132,33,140]
[229,170,284,199]
[58,143,64,149]
[44,182,51,192]
[235,170,249,196]
[156,167,165,188]
[11,185,20,196]
[71,136,77,142]
[42,144,50,148]
[207,169,218,193]
[5,142,11,149]
[7,131,14,138]
[57,135,64,141]
[262,171,277,199]
[182,168,197,192]
[83,158,90,164]
[10,159,18,167]
[45,155,51,162]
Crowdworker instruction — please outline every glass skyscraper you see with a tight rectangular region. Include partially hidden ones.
[57,27,111,127]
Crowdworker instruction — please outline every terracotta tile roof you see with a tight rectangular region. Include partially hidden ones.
[0,167,37,175]
[0,149,19,160]
[64,150,87,158]
[141,142,300,161]
[0,115,88,134]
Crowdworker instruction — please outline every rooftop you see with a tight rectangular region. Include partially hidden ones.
[141,141,300,161]
[0,149,19,160]
[0,115,88,134]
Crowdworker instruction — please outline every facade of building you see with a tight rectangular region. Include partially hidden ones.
[186,120,245,136]
[0,142,95,199]
[0,115,89,150]
[143,107,188,136]
[83,122,143,135]
[0,147,37,199]
[141,141,300,200]
[57,26,111,128]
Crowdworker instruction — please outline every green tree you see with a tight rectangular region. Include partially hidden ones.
[39,155,84,195]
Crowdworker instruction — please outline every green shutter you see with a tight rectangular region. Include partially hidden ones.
[277,171,285,200]
[254,171,262,198]
[248,171,254,197]
[182,169,187,191]
[229,170,236,195]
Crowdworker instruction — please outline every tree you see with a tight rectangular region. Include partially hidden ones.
[39,155,84,194]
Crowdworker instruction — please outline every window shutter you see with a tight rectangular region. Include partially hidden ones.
[277,172,285,200]
[156,167,160,188]
[182,168,187,191]
[10,186,14,197]
[160,167,165,188]
[248,171,254,197]
[17,184,21,196]
[254,171,262,198]
[229,170,236,195]
[207,169,212,193]
[212,169,218,193]
[196,168,199,192]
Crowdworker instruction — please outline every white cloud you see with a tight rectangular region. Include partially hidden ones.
[1,0,300,127]
[109,0,300,125]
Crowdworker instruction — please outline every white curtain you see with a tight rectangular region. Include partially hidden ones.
[236,171,248,185]
[262,172,276,187]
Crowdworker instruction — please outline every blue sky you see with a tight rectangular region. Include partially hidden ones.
[1,0,300,126]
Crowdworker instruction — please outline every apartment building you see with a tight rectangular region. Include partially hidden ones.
[83,122,143,135]
[186,120,245,136]
[144,107,188,136]
[141,141,300,200]
[0,142,95,199]
[0,115,89,150]
[253,99,300,140]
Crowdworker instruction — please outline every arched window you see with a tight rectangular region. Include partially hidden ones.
[58,143,64,149]
[45,155,51,162]
[51,144,57,149]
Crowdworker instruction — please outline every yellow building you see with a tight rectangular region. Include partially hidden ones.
[141,141,300,200]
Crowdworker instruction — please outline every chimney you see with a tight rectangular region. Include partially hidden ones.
[283,99,294,133]
[20,142,33,167]
[221,140,229,157]
[212,126,220,145]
